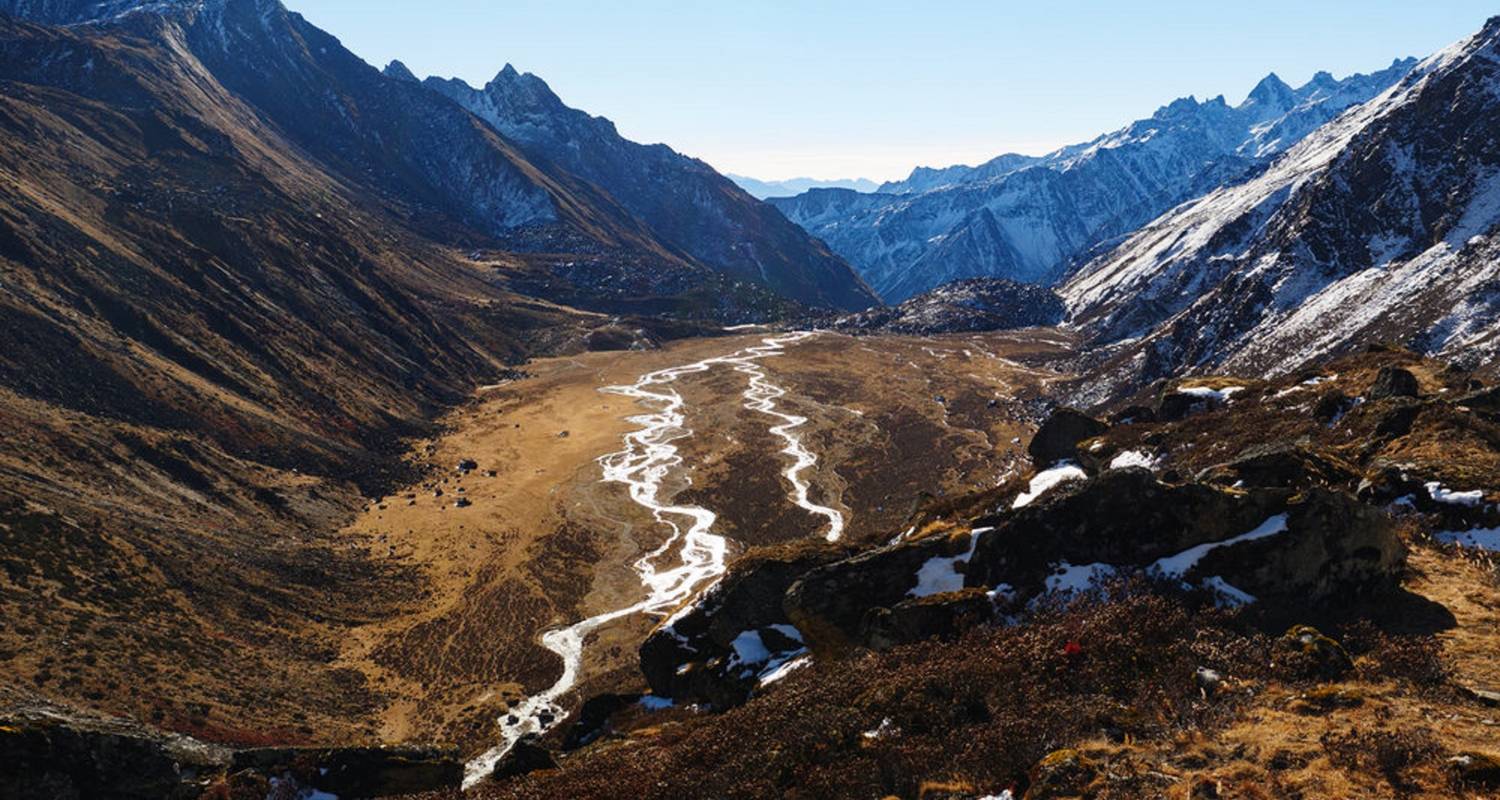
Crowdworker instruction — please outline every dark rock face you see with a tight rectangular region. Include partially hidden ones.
[0,712,228,799]
[232,745,461,797]
[1369,367,1420,401]
[639,543,846,707]
[1027,408,1108,467]
[1197,443,1357,489]
[785,530,988,657]
[560,693,642,751]
[491,735,556,781]
[0,711,462,799]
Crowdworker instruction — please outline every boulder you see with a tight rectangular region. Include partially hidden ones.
[1027,407,1107,467]
[490,736,555,782]
[1369,366,1420,401]
[1197,443,1356,489]
[640,541,846,707]
[1454,385,1500,416]
[1313,390,1356,423]
[561,693,641,751]
[1356,464,1426,506]
[1451,752,1500,787]
[785,528,985,657]
[1107,404,1156,425]
[1278,625,1354,679]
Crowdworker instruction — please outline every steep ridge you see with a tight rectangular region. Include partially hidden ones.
[1063,17,1500,402]
[421,65,879,311]
[0,0,753,748]
[770,60,1415,302]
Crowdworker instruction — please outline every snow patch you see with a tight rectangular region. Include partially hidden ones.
[1044,562,1117,593]
[1426,482,1485,507]
[1013,463,1088,508]
[1150,514,1290,578]
[907,528,989,597]
[1109,450,1163,471]
[1434,527,1500,551]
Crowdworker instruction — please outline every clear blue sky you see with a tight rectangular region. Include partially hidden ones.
[285,1,1495,182]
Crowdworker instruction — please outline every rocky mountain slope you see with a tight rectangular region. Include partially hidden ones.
[832,277,1064,335]
[0,0,785,756]
[418,66,878,311]
[1063,17,1500,404]
[770,60,1415,303]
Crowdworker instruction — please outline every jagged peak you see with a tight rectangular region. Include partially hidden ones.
[1305,69,1337,89]
[383,59,418,83]
[1246,71,1294,106]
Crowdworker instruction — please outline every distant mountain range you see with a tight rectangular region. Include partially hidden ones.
[770,59,1417,303]
[727,175,879,199]
[1063,17,1500,402]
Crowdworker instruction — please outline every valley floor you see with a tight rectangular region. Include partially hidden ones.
[328,329,1077,756]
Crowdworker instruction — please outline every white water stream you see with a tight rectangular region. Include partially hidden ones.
[462,332,843,786]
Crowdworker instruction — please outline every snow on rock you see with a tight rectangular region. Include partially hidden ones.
[1150,514,1290,578]
[1202,576,1258,606]
[1177,385,1245,403]
[1109,450,1163,471]
[1013,463,1088,508]
[1044,562,1118,594]
[1425,482,1486,507]
[758,653,812,686]
[908,528,990,597]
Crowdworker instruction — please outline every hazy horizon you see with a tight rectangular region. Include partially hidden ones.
[282,2,1492,181]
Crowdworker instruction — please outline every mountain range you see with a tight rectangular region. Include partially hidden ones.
[1062,16,1500,402]
[726,174,879,199]
[770,59,1418,303]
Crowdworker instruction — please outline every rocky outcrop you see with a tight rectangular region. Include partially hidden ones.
[1027,408,1108,467]
[639,542,847,708]
[1369,367,1421,401]
[784,470,1404,654]
[784,529,992,657]
[0,711,228,799]
[1197,443,1358,489]
[0,709,461,799]
[231,745,461,797]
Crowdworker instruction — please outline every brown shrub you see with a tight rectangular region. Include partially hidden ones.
[475,593,1264,800]
[1321,727,1446,794]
